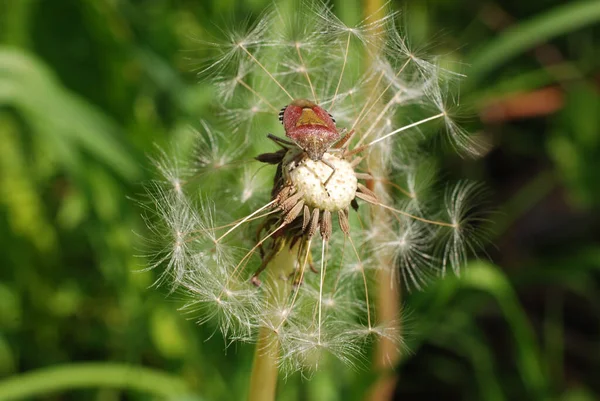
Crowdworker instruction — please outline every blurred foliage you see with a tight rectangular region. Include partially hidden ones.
[0,0,599,400]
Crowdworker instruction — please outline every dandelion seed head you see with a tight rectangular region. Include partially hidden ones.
[144,0,490,374]
[283,149,357,212]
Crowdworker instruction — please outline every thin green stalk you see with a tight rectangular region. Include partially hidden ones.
[248,327,280,401]
[247,243,298,401]
[0,362,190,400]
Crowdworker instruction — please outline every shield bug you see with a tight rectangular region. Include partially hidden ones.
[281,99,339,161]
[269,99,350,187]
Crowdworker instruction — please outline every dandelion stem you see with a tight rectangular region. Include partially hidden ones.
[248,327,279,401]
[361,2,402,398]
[248,244,299,401]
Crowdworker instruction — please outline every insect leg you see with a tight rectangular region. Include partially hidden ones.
[332,128,355,154]
[251,238,286,286]
[285,150,307,174]
[321,158,337,187]
[255,217,276,259]
[267,133,297,149]
[256,148,286,165]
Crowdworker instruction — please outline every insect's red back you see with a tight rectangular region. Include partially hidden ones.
[281,99,339,161]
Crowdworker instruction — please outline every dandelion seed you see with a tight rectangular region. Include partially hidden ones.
[439,181,492,275]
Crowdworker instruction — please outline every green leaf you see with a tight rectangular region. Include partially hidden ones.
[0,363,192,400]
[469,1,600,84]
[463,262,548,398]
[0,48,141,181]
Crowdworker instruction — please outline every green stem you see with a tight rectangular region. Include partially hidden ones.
[248,327,280,401]
[0,362,190,400]
[247,243,298,401]
[362,1,400,400]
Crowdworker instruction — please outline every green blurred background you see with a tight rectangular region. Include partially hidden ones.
[0,0,599,400]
